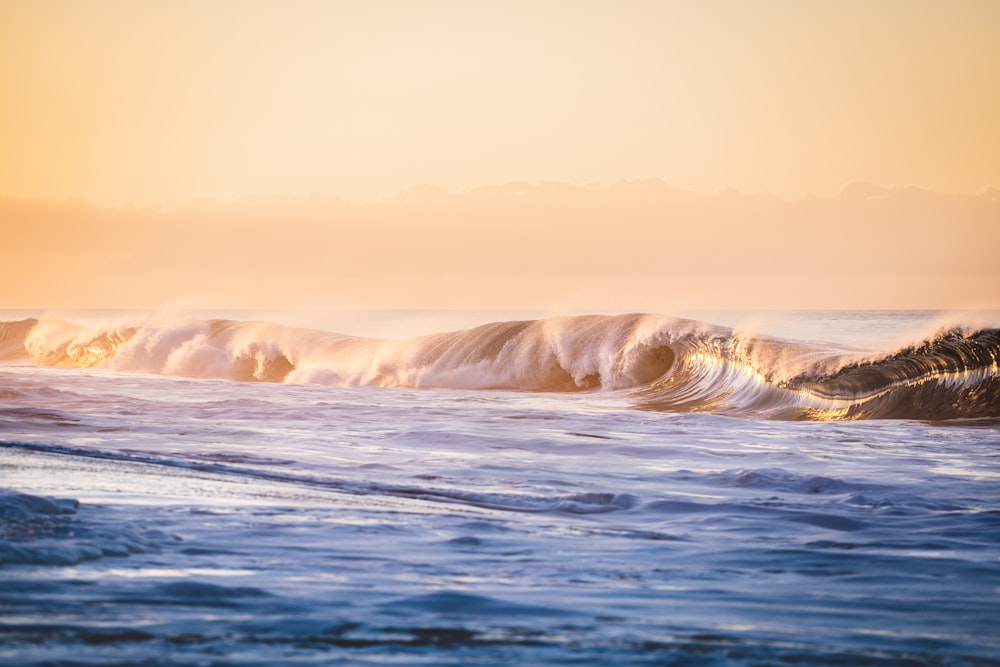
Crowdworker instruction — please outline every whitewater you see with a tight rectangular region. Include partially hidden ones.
[2,310,999,666]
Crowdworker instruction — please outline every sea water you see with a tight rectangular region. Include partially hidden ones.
[1,310,999,666]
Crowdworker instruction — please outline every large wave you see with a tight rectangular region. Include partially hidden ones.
[2,314,997,421]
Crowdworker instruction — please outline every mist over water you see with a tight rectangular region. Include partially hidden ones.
[2,310,999,665]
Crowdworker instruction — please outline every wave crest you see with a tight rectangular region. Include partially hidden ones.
[1,314,997,421]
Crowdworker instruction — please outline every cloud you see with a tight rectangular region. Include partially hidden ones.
[836,181,890,201]
[2,182,998,311]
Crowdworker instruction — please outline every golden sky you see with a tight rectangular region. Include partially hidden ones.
[1,0,998,311]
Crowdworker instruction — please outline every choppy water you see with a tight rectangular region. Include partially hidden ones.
[2,310,999,666]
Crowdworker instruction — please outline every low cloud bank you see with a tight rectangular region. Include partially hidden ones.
[2,181,997,311]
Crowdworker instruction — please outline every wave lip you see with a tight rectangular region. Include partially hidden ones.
[1,313,998,421]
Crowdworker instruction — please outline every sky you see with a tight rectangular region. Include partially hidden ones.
[1,0,998,312]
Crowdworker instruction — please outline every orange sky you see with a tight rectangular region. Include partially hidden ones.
[1,1,998,311]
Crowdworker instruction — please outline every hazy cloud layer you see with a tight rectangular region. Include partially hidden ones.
[2,181,997,311]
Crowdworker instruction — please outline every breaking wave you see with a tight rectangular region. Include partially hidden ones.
[1,314,998,421]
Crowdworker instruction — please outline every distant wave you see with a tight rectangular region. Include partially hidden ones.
[1,314,997,421]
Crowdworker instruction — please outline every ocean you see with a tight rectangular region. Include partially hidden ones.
[1,309,999,666]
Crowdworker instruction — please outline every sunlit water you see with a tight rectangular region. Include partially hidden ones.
[2,311,999,666]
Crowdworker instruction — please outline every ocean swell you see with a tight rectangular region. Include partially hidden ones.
[1,314,997,421]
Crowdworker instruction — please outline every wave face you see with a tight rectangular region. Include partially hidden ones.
[2,314,998,421]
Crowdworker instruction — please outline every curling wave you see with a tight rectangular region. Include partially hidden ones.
[1,314,998,421]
